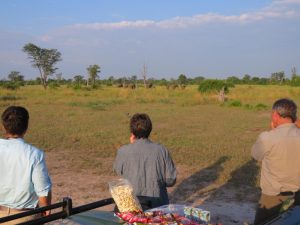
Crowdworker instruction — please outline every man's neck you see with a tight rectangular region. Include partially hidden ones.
[5,133,24,139]
[276,119,293,127]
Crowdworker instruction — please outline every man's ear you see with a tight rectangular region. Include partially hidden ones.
[130,133,136,143]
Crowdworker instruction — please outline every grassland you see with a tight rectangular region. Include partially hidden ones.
[1,84,300,209]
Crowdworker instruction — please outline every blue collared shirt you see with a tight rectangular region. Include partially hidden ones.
[0,138,52,209]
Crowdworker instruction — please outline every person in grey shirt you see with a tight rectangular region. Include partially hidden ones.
[113,113,176,209]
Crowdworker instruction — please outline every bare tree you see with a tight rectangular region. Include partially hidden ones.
[292,66,297,78]
[142,64,148,88]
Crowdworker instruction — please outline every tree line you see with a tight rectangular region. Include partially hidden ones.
[0,43,299,90]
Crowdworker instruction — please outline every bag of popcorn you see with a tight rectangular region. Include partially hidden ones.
[109,178,142,213]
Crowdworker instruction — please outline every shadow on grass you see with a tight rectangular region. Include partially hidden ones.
[205,159,260,203]
[169,156,230,203]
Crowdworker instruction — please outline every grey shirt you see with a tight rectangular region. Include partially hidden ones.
[113,138,176,207]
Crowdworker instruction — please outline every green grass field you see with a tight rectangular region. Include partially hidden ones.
[1,84,300,191]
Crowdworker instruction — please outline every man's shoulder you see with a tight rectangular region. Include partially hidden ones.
[20,141,45,159]
[118,140,166,152]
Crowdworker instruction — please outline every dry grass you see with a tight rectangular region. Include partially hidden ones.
[1,84,300,206]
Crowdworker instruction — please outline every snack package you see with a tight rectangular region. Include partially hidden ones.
[183,207,210,223]
[109,178,142,212]
[146,204,210,223]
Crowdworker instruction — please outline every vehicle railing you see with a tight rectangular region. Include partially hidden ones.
[0,197,114,225]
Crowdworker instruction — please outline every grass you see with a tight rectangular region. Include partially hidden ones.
[1,84,300,188]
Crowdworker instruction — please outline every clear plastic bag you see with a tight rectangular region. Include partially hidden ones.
[109,178,142,213]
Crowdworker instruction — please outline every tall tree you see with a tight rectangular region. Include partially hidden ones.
[87,64,101,87]
[23,43,62,89]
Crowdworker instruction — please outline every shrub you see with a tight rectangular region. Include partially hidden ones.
[290,76,300,87]
[229,100,242,107]
[198,79,232,94]
[48,82,60,89]
[1,82,20,90]
[255,103,268,110]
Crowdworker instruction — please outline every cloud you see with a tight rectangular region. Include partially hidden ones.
[66,1,299,31]
[273,0,300,4]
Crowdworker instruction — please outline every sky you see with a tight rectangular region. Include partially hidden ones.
[0,0,300,79]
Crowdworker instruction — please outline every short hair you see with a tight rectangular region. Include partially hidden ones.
[1,106,29,135]
[272,98,297,122]
[130,113,152,139]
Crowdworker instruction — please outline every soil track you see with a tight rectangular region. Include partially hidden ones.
[47,152,258,224]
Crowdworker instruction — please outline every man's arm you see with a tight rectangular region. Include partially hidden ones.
[113,149,123,176]
[251,133,267,161]
[164,148,177,187]
[32,152,52,215]
[38,191,52,216]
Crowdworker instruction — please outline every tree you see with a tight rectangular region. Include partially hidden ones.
[242,74,251,84]
[178,74,187,85]
[87,64,101,87]
[8,71,24,83]
[226,76,241,84]
[198,79,234,102]
[23,43,62,89]
[73,75,84,85]
[271,71,285,84]
[292,67,297,79]
[141,64,148,88]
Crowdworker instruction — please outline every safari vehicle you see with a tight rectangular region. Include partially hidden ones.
[0,198,299,225]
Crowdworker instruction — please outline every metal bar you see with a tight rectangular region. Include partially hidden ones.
[0,197,114,224]
[0,202,66,223]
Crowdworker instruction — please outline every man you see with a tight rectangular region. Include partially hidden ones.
[0,106,52,224]
[113,113,176,210]
[252,98,300,225]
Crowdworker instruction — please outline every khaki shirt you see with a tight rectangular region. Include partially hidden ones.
[251,123,300,195]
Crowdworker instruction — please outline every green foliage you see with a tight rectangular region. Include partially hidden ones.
[8,71,24,84]
[1,82,21,90]
[0,95,20,101]
[23,43,62,89]
[87,64,101,87]
[48,81,60,89]
[178,74,187,85]
[198,79,231,94]
[270,71,285,84]
[229,100,242,107]
[290,75,300,87]
[255,103,268,110]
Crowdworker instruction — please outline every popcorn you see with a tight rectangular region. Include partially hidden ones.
[109,179,142,212]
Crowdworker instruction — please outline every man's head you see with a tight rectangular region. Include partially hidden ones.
[130,113,152,139]
[271,98,297,128]
[1,106,29,137]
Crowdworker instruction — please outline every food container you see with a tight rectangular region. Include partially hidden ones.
[109,178,142,213]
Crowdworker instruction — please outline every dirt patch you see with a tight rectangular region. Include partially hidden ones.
[46,153,259,224]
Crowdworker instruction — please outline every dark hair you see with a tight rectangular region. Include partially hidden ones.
[130,113,152,139]
[1,106,29,135]
[272,98,297,122]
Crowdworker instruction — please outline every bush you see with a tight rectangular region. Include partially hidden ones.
[290,76,300,87]
[198,79,232,94]
[229,100,242,107]
[48,81,60,89]
[1,82,20,90]
[255,103,268,110]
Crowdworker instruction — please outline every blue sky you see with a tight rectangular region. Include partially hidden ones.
[0,0,300,79]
